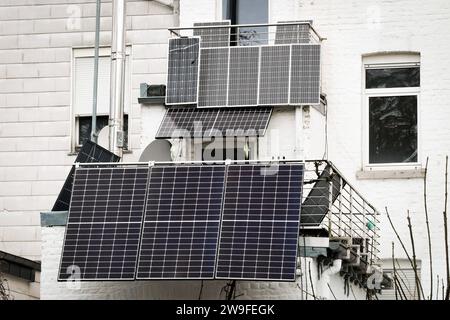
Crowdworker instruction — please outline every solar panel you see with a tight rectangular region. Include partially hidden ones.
[216,164,304,281]
[198,47,229,107]
[228,46,260,107]
[275,21,311,44]
[155,107,218,139]
[207,107,272,137]
[259,45,291,105]
[155,107,272,139]
[290,44,321,105]
[52,140,120,212]
[136,166,226,279]
[193,21,231,48]
[301,165,344,226]
[58,166,148,280]
[165,37,200,105]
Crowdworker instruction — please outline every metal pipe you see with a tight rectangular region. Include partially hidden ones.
[109,0,127,157]
[90,0,101,143]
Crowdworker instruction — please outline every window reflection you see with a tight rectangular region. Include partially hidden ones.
[369,96,417,164]
[223,0,269,45]
[366,67,420,89]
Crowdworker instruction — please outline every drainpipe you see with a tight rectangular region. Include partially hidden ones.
[109,0,127,158]
[90,0,101,143]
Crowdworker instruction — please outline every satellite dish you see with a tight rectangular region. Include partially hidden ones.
[139,140,172,162]
[97,126,109,150]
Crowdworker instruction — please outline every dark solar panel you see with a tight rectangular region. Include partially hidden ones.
[290,44,321,105]
[259,45,291,105]
[300,165,344,226]
[228,46,260,106]
[155,107,218,139]
[58,166,148,281]
[155,107,272,138]
[165,37,200,105]
[136,165,226,279]
[198,47,229,107]
[207,107,272,137]
[275,21,311,44]
[193,21,231,48]
[216,164,304,281]
[52,140,120,212]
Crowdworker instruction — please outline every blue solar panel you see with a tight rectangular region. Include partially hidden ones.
[136,165,226,279]
[216,164,304,281]
[58,166,148,281]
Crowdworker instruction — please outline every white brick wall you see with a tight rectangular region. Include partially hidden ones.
[0,0,177,261]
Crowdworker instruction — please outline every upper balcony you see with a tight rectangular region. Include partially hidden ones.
[163,21,324,109]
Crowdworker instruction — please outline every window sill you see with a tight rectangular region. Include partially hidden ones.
[356,168,425,180]
[67,149,132,156]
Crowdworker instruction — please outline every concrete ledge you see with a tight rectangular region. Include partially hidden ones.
[356,169,425,180]
[40,211,68,227]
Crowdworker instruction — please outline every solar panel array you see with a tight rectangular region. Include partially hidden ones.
[216,164,304,280]
[52,140,120,212]
[165,37,200,105]
[155,107,272,139]
[59,167,148,280]
[59,163,304,282]
[136,166,225,279]
[193,21,231,48]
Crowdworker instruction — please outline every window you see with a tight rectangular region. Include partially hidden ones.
[380,259,422,300]
[200,138,252,161]
[72,47,131,151]
[364,54,420,166]
[223,0,269,45]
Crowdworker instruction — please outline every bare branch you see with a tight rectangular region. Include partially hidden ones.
[407,210,423,299]
[423,156,433,299]
[444,155,450,300]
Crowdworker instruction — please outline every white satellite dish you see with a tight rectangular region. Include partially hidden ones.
[97,126,109,150]
[139,140,172,162]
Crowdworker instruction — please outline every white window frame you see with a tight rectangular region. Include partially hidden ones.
[362,61,421,170]
[70,46,132,152]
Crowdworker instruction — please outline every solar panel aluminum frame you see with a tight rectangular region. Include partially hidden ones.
[288,43,322,106]
[165,36,202,106]
[57,166,150,282]
[214,163,304,282]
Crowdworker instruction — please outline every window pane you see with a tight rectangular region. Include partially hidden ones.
[366,67,420,89]
[78,115,128,149]
[369,96,417,164]
[223,0,268,45]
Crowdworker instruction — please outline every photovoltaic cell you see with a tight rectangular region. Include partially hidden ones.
[58,166,148,281]
[136,166,226,279]
[259,45,291,105]
[290,44,321,105]
[228,46,260,106]
[193,21,231,48]
[208,107,272,137]
[155,107,218,139]
[52,140,120,212]
[275,21,311,44]
[166,37,200,105]
[155,107,272,139]
[198,47,229,108]
[216,164,304,281]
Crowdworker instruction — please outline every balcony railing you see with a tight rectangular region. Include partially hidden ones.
[301,160,381,271]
